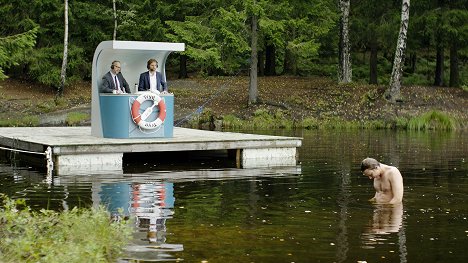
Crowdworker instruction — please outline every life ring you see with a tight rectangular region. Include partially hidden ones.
[131,93,166,129]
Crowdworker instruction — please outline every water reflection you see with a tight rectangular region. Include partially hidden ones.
[361,204,407,262]
[130,182,174,244]
[99,181,183,261]
[365,204,403,236]
[1,130,467,262]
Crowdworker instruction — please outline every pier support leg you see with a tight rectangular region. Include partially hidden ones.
[240,148,297,168]
[55,153,123,175]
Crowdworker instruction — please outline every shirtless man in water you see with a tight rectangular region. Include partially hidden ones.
[361,158,403,204]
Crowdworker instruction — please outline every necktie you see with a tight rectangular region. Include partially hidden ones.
[114,76,119,91]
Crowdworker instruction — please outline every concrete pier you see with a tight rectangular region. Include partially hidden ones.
[0,127,301,175]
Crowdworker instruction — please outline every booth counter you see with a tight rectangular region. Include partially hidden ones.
[99,93,174,138]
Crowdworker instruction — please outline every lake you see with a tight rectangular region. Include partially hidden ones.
[1,129,467,262]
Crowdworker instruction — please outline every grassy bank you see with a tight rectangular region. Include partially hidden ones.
[189,108,464,131]
[173,76,467,131]
[0,76,466,130]
[0,195,132,263]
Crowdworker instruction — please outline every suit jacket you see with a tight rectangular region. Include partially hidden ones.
[100,72,130,93]
[138,71,167,92]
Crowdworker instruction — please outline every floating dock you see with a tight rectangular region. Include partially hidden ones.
[0,127,302,175]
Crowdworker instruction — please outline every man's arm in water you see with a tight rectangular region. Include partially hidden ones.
[389,169,403,204]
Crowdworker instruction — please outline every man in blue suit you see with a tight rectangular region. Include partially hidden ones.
[138,59,167,93]
[100,60,130,94]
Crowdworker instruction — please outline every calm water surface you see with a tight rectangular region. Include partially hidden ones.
[1,130,467,262]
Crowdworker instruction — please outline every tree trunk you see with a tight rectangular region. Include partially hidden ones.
[409,52,416,73]
[449,42,459,87]
[386,0,410,103]
[249,12,258,105]
[264,43,276,76]
[283,47,296,76]
[179,54,188,79]
[434,45,444,86]
[113,0,117,40]
[338,0,352,83]
[258,50,264,76]
[369,43,378,84]
[58,0,68,98]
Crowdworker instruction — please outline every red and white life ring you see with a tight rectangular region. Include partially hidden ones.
[131,93,166,129]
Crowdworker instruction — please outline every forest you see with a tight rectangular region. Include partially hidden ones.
[0,0,467,93]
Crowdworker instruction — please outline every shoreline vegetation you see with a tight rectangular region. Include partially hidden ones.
[0,195,131,263]
[0,76,466,131]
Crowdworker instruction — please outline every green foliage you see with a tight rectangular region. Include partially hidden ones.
[285,95,308,108]
[166,17,223,75]
[0,27,38,80]
[360,88,379,107]
[66,112,90,126]
[0,194,132,263]
[28,46,61,86]
[302,117,362,130]
[394,116,410,129]
[117,1,165,42]
[301,117,320,129]
[0,0,466,90]
[250,108,293,129]
[187,107,216,129]
[210,6,250,74]
[54,96,68,108]
[407,110,458,131]
[259,16,286,48]
[222,114,244,129]
[402,73,431,86]
[307,61,336,77]
[71,1,113,41]
[28,45,86,86]
[216,110,463,131]
[37,100,59,113]
[263,0,338,76]
[198,107,215,124]
[0,115,39,127]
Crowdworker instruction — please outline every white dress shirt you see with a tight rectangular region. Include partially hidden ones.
[149,72,157,93]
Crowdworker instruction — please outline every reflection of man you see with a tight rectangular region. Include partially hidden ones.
[369,203,403,234]
[100,60,130,94]
[361,158,403,204]
[361,203,404,249]
[138,59,167,93]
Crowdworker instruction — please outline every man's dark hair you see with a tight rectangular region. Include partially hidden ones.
[361,158,380,172]
[147,59,158,69]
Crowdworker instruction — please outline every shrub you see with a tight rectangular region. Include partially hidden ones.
[66,112,90,126]
[222,114,244,129]
[0,194,132,263]
[0,115,39,127]
[407,110,457,131]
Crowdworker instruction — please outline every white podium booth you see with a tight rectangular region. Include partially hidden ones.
[91,41,185,138]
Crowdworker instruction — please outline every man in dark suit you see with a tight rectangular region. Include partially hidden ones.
[138,59,167,93]
[100,60,130,94]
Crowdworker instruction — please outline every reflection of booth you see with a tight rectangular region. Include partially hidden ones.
[91,41,185,138]
[130,182,175,244]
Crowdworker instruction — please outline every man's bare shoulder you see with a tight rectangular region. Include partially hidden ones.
[389,166,401,173]
[383,165,402,179]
